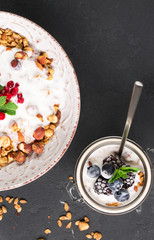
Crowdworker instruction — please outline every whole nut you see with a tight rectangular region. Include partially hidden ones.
[0,136,11,148]
[32,142,44,154]
[18,143,32,154]
[16,151,26,164]
[33,127,45,140]
[14,51,28,60]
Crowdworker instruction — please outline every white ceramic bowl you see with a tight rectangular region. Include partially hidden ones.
[0,11,80,190]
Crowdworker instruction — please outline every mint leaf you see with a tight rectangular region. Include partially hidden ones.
[0,96,6,107]
[0,102,18,111]
[119,167,140,173]
[108,169,120,183]
[2,109,16,115]
[0,85,4,91]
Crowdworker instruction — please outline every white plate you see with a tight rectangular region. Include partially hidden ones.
[0,11,80,190]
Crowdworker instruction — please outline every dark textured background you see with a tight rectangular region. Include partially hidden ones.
[0,0,154,239]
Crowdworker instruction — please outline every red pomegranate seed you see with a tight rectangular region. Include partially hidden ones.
[17,93,23,99]
[15,83,19,87]
[18,97,24,103]
[0,112,5,120]
[4,86,9,91]
[0,89,5,95]
[10,87,19,96]
[7,81,14,88]
[4,92,12,100]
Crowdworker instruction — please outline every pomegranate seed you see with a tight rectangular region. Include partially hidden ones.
[15,83,19,87]
[0,89,5,95]
[10,87,19,96]
[11,59,21,70]
[4,86,9,91]
[4,92,12,100]
[7,81,14,88]
[18,97,24,103]
[0,112,5,120]
[17,93,23,99]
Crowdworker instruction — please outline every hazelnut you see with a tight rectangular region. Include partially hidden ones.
[32,142,44,154]
[14,51,28,60]
[33,127,45,140]
[0,136,11,148]
[16,151,26,164]
[45,129,54,138]
[18,143,32,154]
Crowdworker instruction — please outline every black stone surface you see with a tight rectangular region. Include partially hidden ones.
[0,0,154,239]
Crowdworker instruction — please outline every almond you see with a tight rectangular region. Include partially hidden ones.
[17,132,25,142]
[33,127,45,140]
[16,151,26,164]
[78,221,89,231]
[18,143,32,154]
[32,142,44,154]
[14,51,28,60]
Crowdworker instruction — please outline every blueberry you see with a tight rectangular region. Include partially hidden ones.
[102,163,115,179]
[108,178,123,192]
[87,165,100,178]
[114,189,130,202]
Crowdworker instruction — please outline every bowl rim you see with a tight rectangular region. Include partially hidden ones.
[0,11,81,191]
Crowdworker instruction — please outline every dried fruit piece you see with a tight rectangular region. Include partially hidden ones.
[44,228,51,234]
[32,142,44,154]
[16,151,26,164]
[57,219,62,227]
[33,127,45,140]
[78,221,89,231]
[66,212,72,220]
[64,202,69,212]
[66,222,72,229]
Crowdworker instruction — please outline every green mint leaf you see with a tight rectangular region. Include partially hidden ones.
[108,169,121,183]
[0,85,4,91]
[1,109,16,115]
[0,102,18,111]
[0,96,7,107]
[119,167,140,173]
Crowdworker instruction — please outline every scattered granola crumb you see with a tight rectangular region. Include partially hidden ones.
[5,196,10,202]
[20,199,27,204]
[2,206,7,213]
[86,234,92,239]
[8,197,14,203]
[64,202,69,212]
[84,216,89,222]
[66,222,72,229]
[13,226,15,230]
[106,202,120,207]
[66,212,72,220]
[75,220,80,225]
[44,228,51,234]
[14,198,18,205]
[48,215,50,219]
[78,221,89,231]
[0,215,3,221]
[134,186,138,192]
[0,196,3,202]
[57,219,62,227]
[69,176,73,180]
[59,215,67,220]
[93,232,102,240]
[0,208,3,215]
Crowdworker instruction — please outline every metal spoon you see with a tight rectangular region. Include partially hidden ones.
[118,81,143,156]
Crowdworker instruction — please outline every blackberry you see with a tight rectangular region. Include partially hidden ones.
[94,175,113,195]
[122,172,135,189]
[103,155,125,169]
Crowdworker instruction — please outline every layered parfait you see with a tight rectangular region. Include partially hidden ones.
[83,145,144,206]
[0,28,61,168]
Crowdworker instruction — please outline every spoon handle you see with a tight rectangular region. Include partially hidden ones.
[119,81,143,156]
